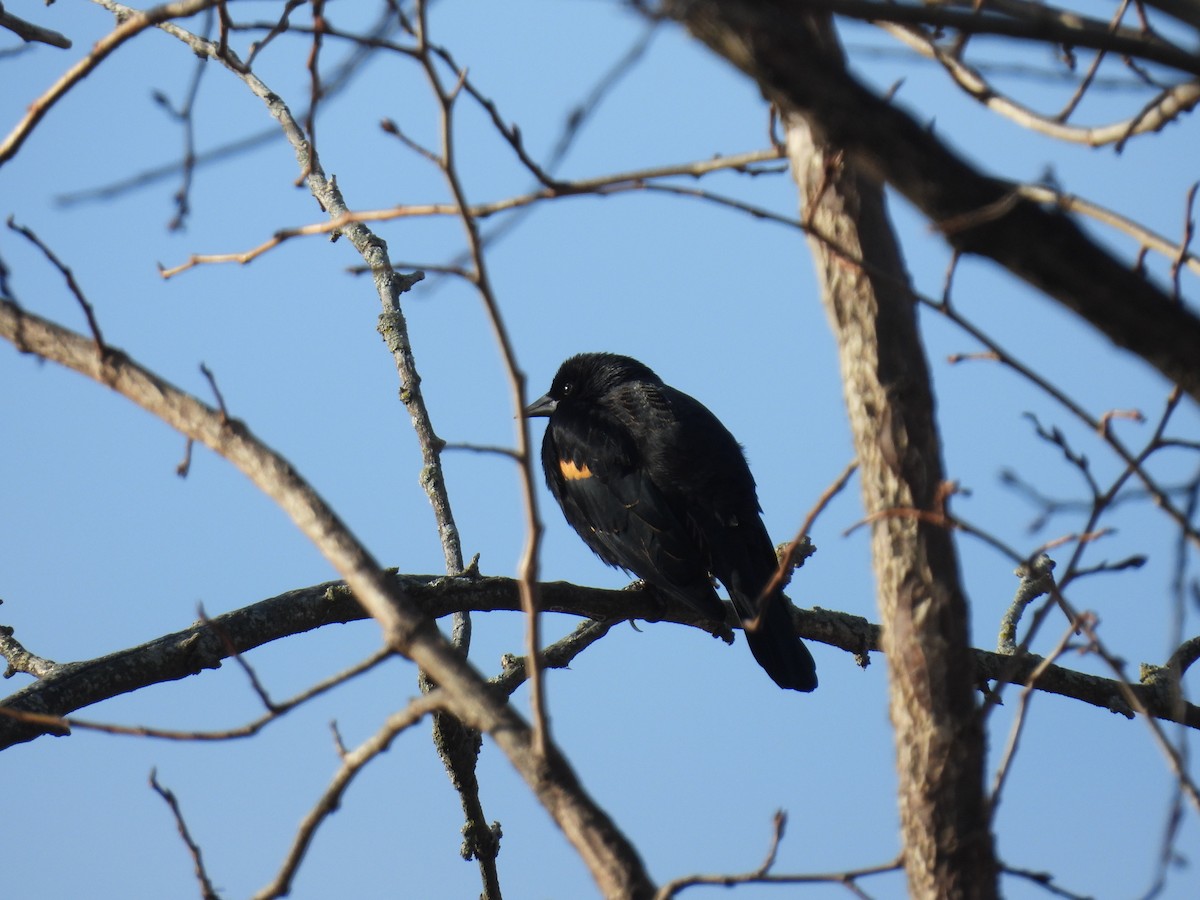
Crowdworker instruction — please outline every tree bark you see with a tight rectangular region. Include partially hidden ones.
[789,109,998,896]
[662,4,999,896]
[662,0,1200,404]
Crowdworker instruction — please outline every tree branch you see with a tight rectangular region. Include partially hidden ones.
[0,1,219,166]
[0,5,73,49]
[802,0,1200,76]
[660,0,1200,405]
[5,570,1197,753]
[0,296,655,899]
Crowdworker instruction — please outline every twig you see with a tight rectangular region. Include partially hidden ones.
[0,6,71,48]
[990,615,1085,816]
[6,217,107,356]
[156,148,791,278]
[253,691,445,900]
[0,0,220,166]
[1016,184,1200,277]
[752,460,857,627]
[491,618,618,697]
[1165,635,1200,679]
[997,555,1056,654]
[0,625,58,680]
[150,769,221,900]
[244,0,306,68]
[1051,1,1117,124]
[198,604,277,711]
[1000,864,1094,900]
[198,363,229,422]
[443,441,521,460]
[878,8,1200,147]
[0,295,656,897]
[1,648,392,742]
[1170,181,1198,301]
[920,297,1200,552]
[798,0,1200,76]
[297,0,326,187]
[1074,614,1200,813]
[159,7,211,231]
[55,8,393,208]
[655,849,904,898]
[411,0,549,758]
[176,437,194,477]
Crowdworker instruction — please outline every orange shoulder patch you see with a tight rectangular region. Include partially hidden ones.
[559,458,593,481]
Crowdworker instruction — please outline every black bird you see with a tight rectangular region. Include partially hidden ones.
[526,352,817,692]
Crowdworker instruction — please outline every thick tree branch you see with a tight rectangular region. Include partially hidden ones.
[660,0,1200,405]
[798,0,1200,77]
[4,572,1197,753]
[779,24,995,900]
[656,5,1002,895]
[0,297,654,899]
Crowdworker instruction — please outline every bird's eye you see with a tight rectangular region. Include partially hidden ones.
[560,382,574,397]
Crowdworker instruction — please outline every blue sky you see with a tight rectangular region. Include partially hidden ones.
[2,2,1198,898]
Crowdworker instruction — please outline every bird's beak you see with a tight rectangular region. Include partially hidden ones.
[524,393,557,418]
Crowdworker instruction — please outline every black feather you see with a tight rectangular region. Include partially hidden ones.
[527,352,817,692]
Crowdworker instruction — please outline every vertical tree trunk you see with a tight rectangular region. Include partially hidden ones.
[788,109,997,898]
[664,4,999,895]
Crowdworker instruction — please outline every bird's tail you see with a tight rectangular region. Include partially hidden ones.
[739,589,818,693]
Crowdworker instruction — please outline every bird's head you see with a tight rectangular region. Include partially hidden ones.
[525,353,660,418]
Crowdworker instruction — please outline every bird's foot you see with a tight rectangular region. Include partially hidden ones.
[625,579,668,622]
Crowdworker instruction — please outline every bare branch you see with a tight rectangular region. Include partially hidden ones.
[253,691,446,900]
[879,21,1200,147]
[0,648,391,743]
[6,218,108,355]
[661,0,1200,405]
[0,1,220,167]
[803,0,1200,76]
[5,563,1199,754]
[0,297,655,897]
[156,149,790,278]
[989,616,1084,815]
[1000,864,1094,900]
[656,847,904,898]
[753,460,857,625]
[0,625,58,680]
[0,5,73,49]
[997,555,1056,654]
[149,770,221,900]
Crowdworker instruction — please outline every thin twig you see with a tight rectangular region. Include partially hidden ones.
[655,851,904,899]
[0,294,655,896]
[412,0,549,758]
[297,0,326,187]
[198,363,229,422]
[751,460,857,627]
[0,648,392,742]
[252,691,446,900]
[0,0,220,166]
[0,6,72,48]
[990,615,1085,816]
[150,769,221,900]
[1074,614,1200,813]
[6,217,107,355]
[156,149,790,278]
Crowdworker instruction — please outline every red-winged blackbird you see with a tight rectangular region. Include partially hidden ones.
[526,352,817,692]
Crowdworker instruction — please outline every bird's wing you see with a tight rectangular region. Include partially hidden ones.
[653,389,818,690]
[544,418,725,620]
[648,388,781,612]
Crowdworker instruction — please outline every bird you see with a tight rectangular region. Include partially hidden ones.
[525,352,817,692]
